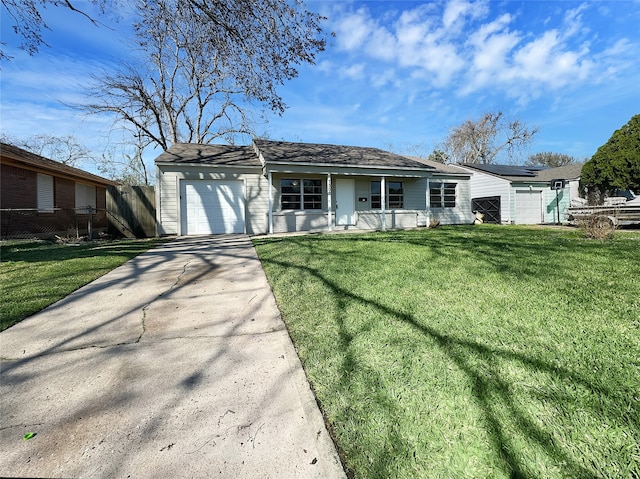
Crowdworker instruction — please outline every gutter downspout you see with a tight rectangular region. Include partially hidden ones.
[327,173,333,232]
[508,184,512,224]
[426,177,430,228]
[268,170,273,235]
[155,167,162,236]
[381,176,387,231]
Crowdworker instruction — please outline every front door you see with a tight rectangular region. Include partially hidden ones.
[336,178,355,225]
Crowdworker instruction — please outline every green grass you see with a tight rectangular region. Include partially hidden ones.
[0,238,170,331]
[254,225,640,479]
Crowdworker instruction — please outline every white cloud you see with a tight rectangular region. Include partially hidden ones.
[334,8,375,51]
[339,63,366,80]
[512,30,593,87]
[366,26,397,61]
[442,0,488,30]
[325,0,636,105]
[561,3,589,39]
[371,69,397,88]
[463,13,519,92]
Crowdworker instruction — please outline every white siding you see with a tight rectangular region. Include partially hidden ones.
[403,179,426,209]
[156,165,268,235]
[465,170,512,223]
[428,176,474,225]
[272,211,328,233]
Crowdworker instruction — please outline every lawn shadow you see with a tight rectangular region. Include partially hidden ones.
[256,228,640,478]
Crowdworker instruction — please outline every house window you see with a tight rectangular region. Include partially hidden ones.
[388,181,404,208]
[75,183,97,213]
[37,173,54,212]
[281,178,322,210]
[430,183,457,208]
[303,179,322,209]
[371,181,381,209]
[370,181,404,209]
[443,183,456,207]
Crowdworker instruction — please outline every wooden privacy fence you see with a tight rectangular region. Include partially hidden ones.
[107,185,156,238]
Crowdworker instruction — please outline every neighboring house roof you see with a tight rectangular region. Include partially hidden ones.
[0,142,117,186]
[254,139,435,171]
[154,143,261,167]
[534,163,583,182]
[461,162,583,183]
[405,156,471,175]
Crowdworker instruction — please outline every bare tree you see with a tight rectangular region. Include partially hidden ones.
[0,133,93,166]
[384,141,432,159]
[526,152,576,168]
[96,133,152,185]
[445,112,538,164]
[80,0,327,150]
[1,0,110,59]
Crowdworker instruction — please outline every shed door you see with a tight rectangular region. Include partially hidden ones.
[472,196,501,224]
[180,180,245,235]
[515,190,543,224]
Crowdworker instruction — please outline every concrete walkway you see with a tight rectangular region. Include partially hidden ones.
[0,235,345,478]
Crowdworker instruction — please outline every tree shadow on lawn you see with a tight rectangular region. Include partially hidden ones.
[0,239,169,264]
[256,230,640,479]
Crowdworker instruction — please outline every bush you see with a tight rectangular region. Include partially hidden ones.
[579,215,617,240]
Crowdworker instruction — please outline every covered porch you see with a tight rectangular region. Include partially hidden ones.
[265,169,434,234]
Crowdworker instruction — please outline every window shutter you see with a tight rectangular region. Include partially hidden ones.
[37,173,54,212]
[75,183,96,212]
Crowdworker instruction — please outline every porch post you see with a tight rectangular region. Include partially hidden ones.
[327,173,333,232]
[426,177,431,228]
[268,170,273,235]
[381,176,386,231]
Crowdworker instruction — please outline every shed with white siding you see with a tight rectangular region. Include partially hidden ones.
[457,163,583,224]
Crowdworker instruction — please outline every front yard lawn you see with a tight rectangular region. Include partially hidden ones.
[0,238,170,331]
[254,225,640,479]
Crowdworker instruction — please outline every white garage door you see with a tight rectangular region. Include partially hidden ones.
[515,190,543,224]
[180,180,245,235]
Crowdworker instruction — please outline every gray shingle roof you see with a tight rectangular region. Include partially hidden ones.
[154,143,261,167]
[1,142,117,185]
[254,139,434,170]
[535,163,583,181]
[461,162,583,182]
[461,163,545,177]
[405,156,470,175]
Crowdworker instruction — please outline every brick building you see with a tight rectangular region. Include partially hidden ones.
[1,142,117,239]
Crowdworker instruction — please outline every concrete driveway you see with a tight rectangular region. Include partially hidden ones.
[1,235,345,478]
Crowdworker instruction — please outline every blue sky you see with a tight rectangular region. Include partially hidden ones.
[1,0,639,174]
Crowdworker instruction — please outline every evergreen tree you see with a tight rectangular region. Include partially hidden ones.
[581,114,640,194]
